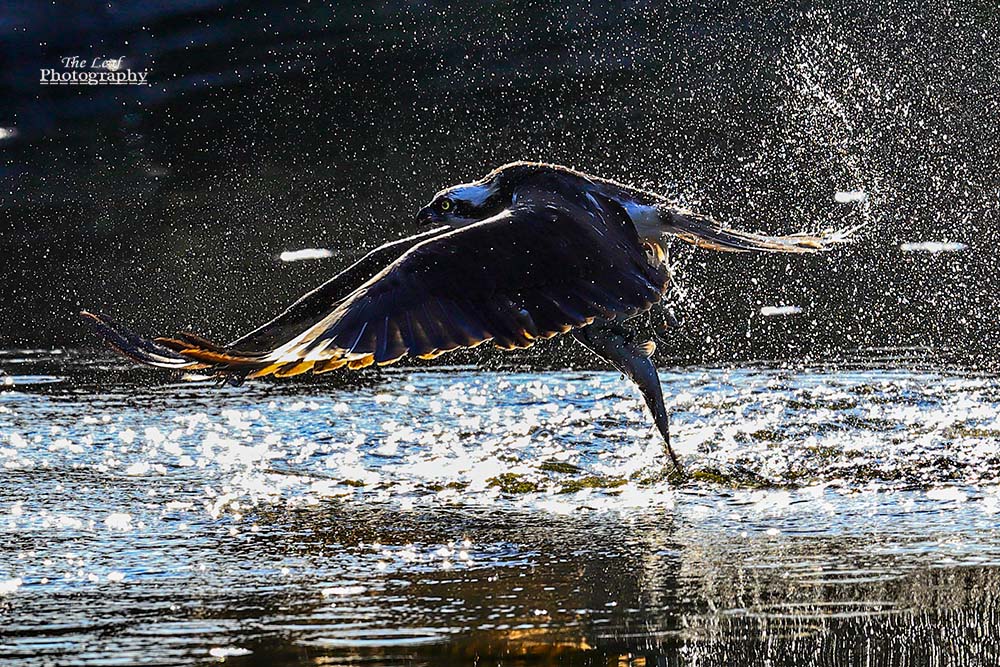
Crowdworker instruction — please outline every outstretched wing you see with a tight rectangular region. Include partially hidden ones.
[80,310,206,370]
[155,190,669,378]
[81,227,452,371]
[227,227,450,352]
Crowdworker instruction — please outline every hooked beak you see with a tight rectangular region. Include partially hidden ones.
[416,206,439,227]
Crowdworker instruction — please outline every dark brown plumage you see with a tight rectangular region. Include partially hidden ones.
[130,184,667,379]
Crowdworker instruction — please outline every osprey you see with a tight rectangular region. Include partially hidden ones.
[81,161,848,472]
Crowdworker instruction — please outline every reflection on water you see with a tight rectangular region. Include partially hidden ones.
[2,352,1000,665]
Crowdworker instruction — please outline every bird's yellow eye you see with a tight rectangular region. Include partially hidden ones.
[439,198,452,212]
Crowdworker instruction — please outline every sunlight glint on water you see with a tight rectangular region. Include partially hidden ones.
[3,357,1000,664]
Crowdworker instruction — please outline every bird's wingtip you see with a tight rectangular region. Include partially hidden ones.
[823,221,868,246]
[79,310,115,328]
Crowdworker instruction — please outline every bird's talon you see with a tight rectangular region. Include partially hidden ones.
[665,465,688,485]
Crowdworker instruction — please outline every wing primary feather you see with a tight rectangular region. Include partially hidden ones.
[346,321,370,355]
[348,355,375,370]
[79,311,201,370]
[248,363,284,379]
[378,318,408,364]
[461,299,516,349]
[429,297,485,348]
[373,315,393,364]
[413,302,456,354]
[176,332,227,353]
[313,359,348,374]
[274,361,315,378]
[402,311,434,357]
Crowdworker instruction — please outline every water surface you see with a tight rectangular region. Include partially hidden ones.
[2,352,1000,665]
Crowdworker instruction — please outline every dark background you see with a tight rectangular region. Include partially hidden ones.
[1,0,997,365]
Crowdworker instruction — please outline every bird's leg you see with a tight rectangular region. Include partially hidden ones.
[648,302,686,346]
[573,319,682,475]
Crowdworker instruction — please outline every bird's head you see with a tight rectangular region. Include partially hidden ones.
[416,177,507,228]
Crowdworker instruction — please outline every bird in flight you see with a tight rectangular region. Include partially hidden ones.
[82,161,849,472]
